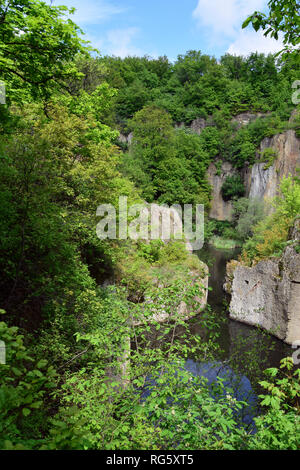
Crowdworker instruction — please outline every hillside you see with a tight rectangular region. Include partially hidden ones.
[0,0,299,453]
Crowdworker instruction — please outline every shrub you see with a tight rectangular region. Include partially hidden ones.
[259,147,278,170]
[221,175,245,201]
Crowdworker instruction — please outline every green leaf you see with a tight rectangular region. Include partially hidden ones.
[242,17,252,29]
[22,408,31,417]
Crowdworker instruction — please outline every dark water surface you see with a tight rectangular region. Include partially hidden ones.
[181,244,293,423]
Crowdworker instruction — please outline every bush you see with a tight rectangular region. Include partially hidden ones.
[242,176,300,263]
[233,197,266,240]
[221,175,245,201]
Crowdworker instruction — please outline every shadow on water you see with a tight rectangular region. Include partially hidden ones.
[136,244,293,427]
[181,243,293,424]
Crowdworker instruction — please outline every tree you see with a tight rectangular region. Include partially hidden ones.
[220,54,246,81]
[221,175,245,201]
[174,50,217,85]
[0,0,88,101]
[242,0,300,57]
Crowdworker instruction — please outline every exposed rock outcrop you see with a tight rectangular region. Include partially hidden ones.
[244,129,300,204]
[225,219,300,345]
[190,118,207,135]
[175,117,208,135]
[207,160,234,221]
[231,112,269,129]
[208,113,299,221]
[118,132,133,145]
[134,263,209,326]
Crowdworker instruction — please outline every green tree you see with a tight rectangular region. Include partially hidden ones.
[242,0,300,57]
[124,105,176,201]
[221,175,245,201]
[0,0,87,102]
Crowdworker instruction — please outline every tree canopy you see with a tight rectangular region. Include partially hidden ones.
[0,0,88,101]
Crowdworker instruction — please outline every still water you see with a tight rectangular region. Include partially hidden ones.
[182,244,292,424]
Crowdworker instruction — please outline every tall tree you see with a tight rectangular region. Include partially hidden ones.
[0,0,88,101]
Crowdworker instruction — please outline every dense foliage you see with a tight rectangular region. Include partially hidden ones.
[242,176,300,264]
[0,0,299,451]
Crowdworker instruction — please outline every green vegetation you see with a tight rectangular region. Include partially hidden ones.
[233,198,266,241]
[260,147,279,169]
[0,0,299,451]
[221,175,245,201]
[242,176,300,264]
[209,237,240,250]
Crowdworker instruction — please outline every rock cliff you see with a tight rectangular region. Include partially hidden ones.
[208,114,299,221]
[207,161,234,221]
[244,129,300,204]
[225,219,300,345]
[231,112,269,129]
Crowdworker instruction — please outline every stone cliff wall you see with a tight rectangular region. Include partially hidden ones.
[207,161,234,221]
[225,220,300,345]
[244,129,300,203]
[119,114,299,222]
[208,128,299,220]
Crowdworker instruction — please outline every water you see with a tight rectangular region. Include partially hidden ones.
[181,244,292,424]
[136,244,293,425]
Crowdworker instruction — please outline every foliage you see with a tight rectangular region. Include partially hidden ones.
[260,147,278,170]
[221,175,245,201]
[242,0,300,57]
[0,0,299,452]
[0,0,88,102]
[233,197,267,240]
[249,357,300,450]
[243,176,300,263]
[210,237,240,250]
[121,106,212,206]
[0,318,57,449]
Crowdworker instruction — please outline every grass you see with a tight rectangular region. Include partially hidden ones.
[209,236,241,250]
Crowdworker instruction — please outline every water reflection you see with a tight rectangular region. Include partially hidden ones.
[184,359,258,426]
[182,244,293,421]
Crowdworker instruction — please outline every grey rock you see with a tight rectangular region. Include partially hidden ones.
[190,118,207,135]
[207,160,234,221]
[245,130,300,208]
[231,112,269,129]
[227,221,300,344]
[118,132,133,145]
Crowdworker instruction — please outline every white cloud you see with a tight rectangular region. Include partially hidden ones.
[193,0,265,37]
[227,30,284,56]
[192,0,283,55]
[52,1,142,57]
[105,27,143,58]
[52,0,123,25]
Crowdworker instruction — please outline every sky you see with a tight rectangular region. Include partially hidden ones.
[52,0,284,61]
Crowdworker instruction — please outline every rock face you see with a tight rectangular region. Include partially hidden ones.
[207,114,299,221]
[207,160,234,221]
[245,130,300,204]
[231,112,269,129]
[118,132,133,145]
[138,202,203,252]
[190,118,207,135]
[226,220,300,345]
[175,118,207,135]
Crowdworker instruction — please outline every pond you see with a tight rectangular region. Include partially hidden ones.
[181,244,293,425]
[135,244,293,426]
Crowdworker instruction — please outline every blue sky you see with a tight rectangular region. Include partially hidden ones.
[52,0,284,61]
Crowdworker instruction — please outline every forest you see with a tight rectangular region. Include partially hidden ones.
[0,0,299,451]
